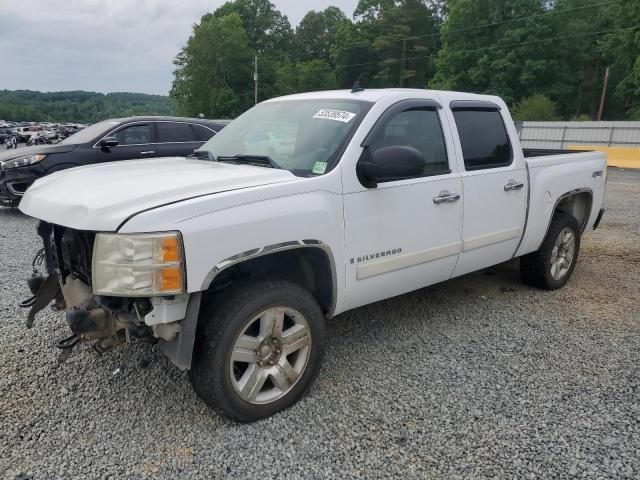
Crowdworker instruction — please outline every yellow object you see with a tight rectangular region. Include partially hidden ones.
[159,268,182,292]
[162,236,180,262]
[567,145,640,169]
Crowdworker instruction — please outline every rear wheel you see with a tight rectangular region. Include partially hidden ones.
[520,212,581,290]
[190,279,326,422]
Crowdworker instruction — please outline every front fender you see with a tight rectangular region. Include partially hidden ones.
[119,189,346,312]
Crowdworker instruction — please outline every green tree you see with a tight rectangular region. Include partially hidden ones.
[296,7,348,64]
[213,0,293,54]
[275,60,337,95]
[433,0,556,105]
[213,0,295,100]
[332,21,378,88]
[333,1,442,89]
[545,0,614,119]
[571,114,592,121]
[165,0,640,120]
[0,90,174,123]
[351,0,442,88]
[512,94,559,120]
[377,0,440,87]
[171,13,254,118]
[599,0,640,119]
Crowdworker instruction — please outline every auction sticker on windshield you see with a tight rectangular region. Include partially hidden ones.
[313,109,357,123]
[312,161,328,174]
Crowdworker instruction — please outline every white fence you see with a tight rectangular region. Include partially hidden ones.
[518,121,640,150]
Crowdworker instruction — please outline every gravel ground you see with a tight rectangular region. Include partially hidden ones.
[1,168,639,480]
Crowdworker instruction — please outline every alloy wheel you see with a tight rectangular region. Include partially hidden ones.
[550,227,576,280]
[229,307,311,404]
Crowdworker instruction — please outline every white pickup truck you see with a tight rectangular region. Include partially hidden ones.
[19,89,606,422]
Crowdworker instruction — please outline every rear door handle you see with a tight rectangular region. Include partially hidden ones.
[140,150,155,155]
[504,180,524,191]
[433,190,461,204]
[592,170,603,178]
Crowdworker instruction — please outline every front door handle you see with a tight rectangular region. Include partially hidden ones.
[504,180,524,191]
[140,150,155,155]
[433,190,461,204]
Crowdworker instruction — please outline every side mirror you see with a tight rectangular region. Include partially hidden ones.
[99,136,118,150]
[356,145,425,188]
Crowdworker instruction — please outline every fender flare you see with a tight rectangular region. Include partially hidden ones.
[200,239,338,317]
[163,240,337,371]
[538,188,593,250]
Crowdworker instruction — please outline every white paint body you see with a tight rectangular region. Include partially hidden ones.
[20,89,607,319]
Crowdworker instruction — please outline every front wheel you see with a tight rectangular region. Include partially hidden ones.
[520,212,581,290]
[190,279,326,422]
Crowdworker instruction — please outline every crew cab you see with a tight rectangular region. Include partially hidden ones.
[18,89,606,422]
[0,116,227,207]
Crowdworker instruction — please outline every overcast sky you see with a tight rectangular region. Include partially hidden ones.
[0,0,359,95]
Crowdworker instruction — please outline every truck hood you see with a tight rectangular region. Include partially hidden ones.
[19,157,296,231]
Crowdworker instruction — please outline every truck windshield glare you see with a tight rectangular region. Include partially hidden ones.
[199,99,373,176]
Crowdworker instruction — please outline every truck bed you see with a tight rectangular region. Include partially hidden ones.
[515,149,607,258]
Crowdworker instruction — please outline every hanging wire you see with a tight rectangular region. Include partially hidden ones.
[32,247,45,271]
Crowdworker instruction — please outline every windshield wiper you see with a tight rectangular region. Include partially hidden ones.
[217,154,281,169]
[187,150,214,161]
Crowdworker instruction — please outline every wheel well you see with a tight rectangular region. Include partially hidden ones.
[206,248,334,317]
[554,191,592,232]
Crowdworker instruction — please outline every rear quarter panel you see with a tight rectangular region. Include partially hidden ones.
[516,151,606,256]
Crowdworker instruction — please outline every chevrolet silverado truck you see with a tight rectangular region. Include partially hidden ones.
[18,89,606,422]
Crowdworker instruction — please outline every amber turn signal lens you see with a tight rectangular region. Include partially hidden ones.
[160,267,182,291]
[162,236,180,262]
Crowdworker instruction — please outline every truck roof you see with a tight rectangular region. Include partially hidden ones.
[265,88,504,106]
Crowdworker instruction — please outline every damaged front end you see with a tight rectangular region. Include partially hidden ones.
[22,221,192,365]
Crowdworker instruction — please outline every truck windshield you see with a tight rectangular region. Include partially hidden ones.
[198,98,372,176]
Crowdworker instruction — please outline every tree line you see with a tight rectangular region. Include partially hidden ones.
[171,0,640,121]
[0,90,175,123]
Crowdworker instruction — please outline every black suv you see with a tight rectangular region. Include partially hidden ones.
[0,116,227,207]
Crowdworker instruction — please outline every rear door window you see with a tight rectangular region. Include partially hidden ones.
[156,122,197,143]
[192,124,216,141]
[452,109,512,170]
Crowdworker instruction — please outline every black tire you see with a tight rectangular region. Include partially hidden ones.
[190,278,326,422]
[520,212,581,290]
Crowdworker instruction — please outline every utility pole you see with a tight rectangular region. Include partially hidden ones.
[597,66,610,121]
[399,39,407,88]
[254,55,258,105]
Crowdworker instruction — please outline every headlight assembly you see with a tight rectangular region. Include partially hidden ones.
[92,232,185,296]
[2,154,47,169]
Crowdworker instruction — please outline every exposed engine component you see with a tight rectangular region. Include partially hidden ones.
[22,222,176,362]
[66,306,113,338]
[61,275,92,310]
[152,322,182,341]
[24,274,64,328]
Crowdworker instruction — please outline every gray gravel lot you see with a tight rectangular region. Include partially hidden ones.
[1,168,639,479]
